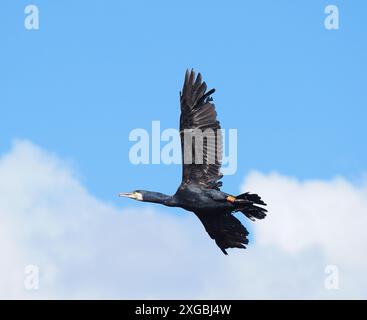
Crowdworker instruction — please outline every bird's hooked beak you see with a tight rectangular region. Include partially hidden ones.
[118,192,143,201]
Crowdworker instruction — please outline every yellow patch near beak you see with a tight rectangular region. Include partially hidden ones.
[119,192,143,201]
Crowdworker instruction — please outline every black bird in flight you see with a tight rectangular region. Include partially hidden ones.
[120,70,267,254]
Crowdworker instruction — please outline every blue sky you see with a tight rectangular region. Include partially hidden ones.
[1,0,366,205]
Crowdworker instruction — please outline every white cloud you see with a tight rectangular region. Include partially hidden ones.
[0,140,366,299]
[242,172,367,269]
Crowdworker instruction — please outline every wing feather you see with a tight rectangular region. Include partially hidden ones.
[179,69,223,189]
[195,211,249,255]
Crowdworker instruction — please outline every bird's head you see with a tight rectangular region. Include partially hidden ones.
[118,190,144,201]
[118,190,173,205]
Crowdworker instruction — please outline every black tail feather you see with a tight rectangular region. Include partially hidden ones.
[237,192,266,205]
[235,192,267,221]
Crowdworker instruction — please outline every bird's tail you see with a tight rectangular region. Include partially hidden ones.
[234,192,267,221]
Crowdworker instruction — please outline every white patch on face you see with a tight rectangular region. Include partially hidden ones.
[134,192,143,201]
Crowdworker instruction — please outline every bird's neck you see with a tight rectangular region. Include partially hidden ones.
[143,192,178,207]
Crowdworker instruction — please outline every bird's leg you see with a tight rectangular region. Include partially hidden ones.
[226,195,236,203]
[226,195,252,206]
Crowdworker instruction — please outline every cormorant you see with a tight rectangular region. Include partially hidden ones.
[120,70,267,254]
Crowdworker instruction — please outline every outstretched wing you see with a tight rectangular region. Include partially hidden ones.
[179,69,223,190]
[195,211,249,255]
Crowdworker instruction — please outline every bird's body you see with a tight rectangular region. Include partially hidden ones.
[174,184,230,212]
[120,70,267,254]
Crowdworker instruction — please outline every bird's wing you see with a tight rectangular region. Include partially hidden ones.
[179,69,223,190]
[194,211,249,255]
